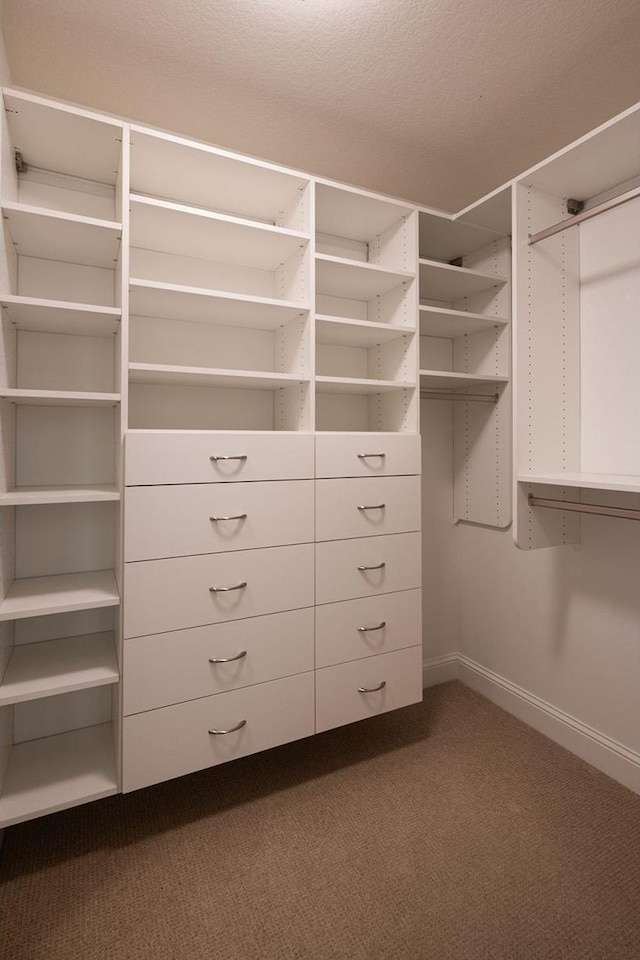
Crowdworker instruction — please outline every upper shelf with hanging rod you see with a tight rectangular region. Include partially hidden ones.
[528,185,640,245]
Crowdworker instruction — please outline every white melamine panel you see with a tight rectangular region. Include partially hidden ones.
[315,476,421,542]
[419,258,507,301]
[0,485,120,505]
[315,645,423,733]
[419,213,504,262]
[315,533,421,605]
[15,405,116,486]
[124,543,314,638]
[579,200,640,477]
[17,257,116,307]
[0,632,118,705]
[0,297,121,336]
[123,608,314,714]
[316,183,413,246]
[518,473,640,494]
[315,589,422,668]
[316,316,413,347]
[123,671,314,792]
[419,305,508,338]
[17,172,115,222]
[0,723,117,828]
[316,255,414,301]
[3,203,121,269]
[315,433,421,478]
[125,480,314,561]
[16,329,115,392]
[0,388,119,406]
[14,502,116,579]
[419,371,508,390]
[13,685,112,743]
[129,363,308,391]
[125,431,314,485]
[0,570,119,622]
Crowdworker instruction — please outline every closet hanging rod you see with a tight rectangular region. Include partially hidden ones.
[528,494,640,521]
[528,185,640,245]
[420,391,498,403]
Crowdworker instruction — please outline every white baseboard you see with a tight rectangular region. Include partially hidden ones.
[423,653,640,794]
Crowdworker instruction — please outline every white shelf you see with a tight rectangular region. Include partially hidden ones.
[316,376,416,395]
[129,362,308,390]
[316,255,414,300]
[316,315,414,347]
[419,257,507,301]
[2,202,122,268]
[316,183,413,242]
[1,389,120,407]
[0,296,121,336]
[0,570,120,622]
[130,195,309,270]
[419,305,509,338]
[0,723,118,828]
[518,473,640,494]
[0,632,118,706]
[0,485,120,505]
[129,279,308,329]
[420,370,509,389]
[4,88,123,186]
[419,215,504,262]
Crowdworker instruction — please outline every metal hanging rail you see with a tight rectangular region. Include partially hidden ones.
[528,185,640,246]
[420,391,498,403]
[528,494,640,521]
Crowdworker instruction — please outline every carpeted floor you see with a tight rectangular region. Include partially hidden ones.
[1,680,638,960]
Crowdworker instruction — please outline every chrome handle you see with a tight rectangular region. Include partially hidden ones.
[357,503,385,511]
[210,513,248,522]
[209,650,247,663]
[358,621,386,632]
[209,581,247,592]
[357,453,386,459]
[357,562,386,571]
[358,681,386,693]
[208,719,247,735]
[210,455,247,462]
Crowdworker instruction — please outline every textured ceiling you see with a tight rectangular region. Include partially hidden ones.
[2,0,639,211]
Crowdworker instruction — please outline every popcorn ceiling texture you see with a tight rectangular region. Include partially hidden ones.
[2,0,638,210]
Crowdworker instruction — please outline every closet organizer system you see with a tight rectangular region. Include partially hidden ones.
[0,88,637,826]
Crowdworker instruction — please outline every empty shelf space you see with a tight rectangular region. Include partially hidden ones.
[420,370,509,389]
[419,257,507,301]
[518,472,640,494]
[0,484,120,505]
[316,376,416,395]
[0,389,121,406]
[316,315,414,347]
[316,183,414,243]
[129,279,308,329]
[419,305,509,337]
[129,362,309,390]
[129,195,309,270]
[0,632,118,706]
[0,723,118,829]
[316,255,414,300]
[0,570,120,622]
[2,202,122,268]
[1,296,121,336]
[419,215,505,262]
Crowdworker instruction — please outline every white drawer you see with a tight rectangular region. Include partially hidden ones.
[126,432,314,485]
[316,533,421,604]
[315,434,420,479]
[125,480,314,561]
[316,476,421,542]
[315,646,423,733]
[316,590,421,668]
[123,671,315,792]
[124,543,314,638]
[124,608,314,714]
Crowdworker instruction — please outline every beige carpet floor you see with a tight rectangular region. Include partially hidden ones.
[1,681,638,960]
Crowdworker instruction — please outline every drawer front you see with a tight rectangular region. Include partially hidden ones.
[316,476,421,542]
[124,543,314,638]
[124,608,314,714]
[123,671,315,792]
[316,533,421,605]
[315,589,422,669]
[125,480,314,561]
[315,646,423,733]
[315,434,420,479]
[126,432,314,485]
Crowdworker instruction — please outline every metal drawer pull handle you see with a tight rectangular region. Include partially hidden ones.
[357,562,386,571]
[357,452,386,459]
[210,455,248,462]
[209,581,247,592]
[210,514,248,522]
[357,503,385,511]
[358,621,386,632]
[358,681,386,693]
[209,719,247,735]
[209,650,247,663]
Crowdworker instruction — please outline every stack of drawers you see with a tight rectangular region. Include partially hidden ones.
[121,432,422,792]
